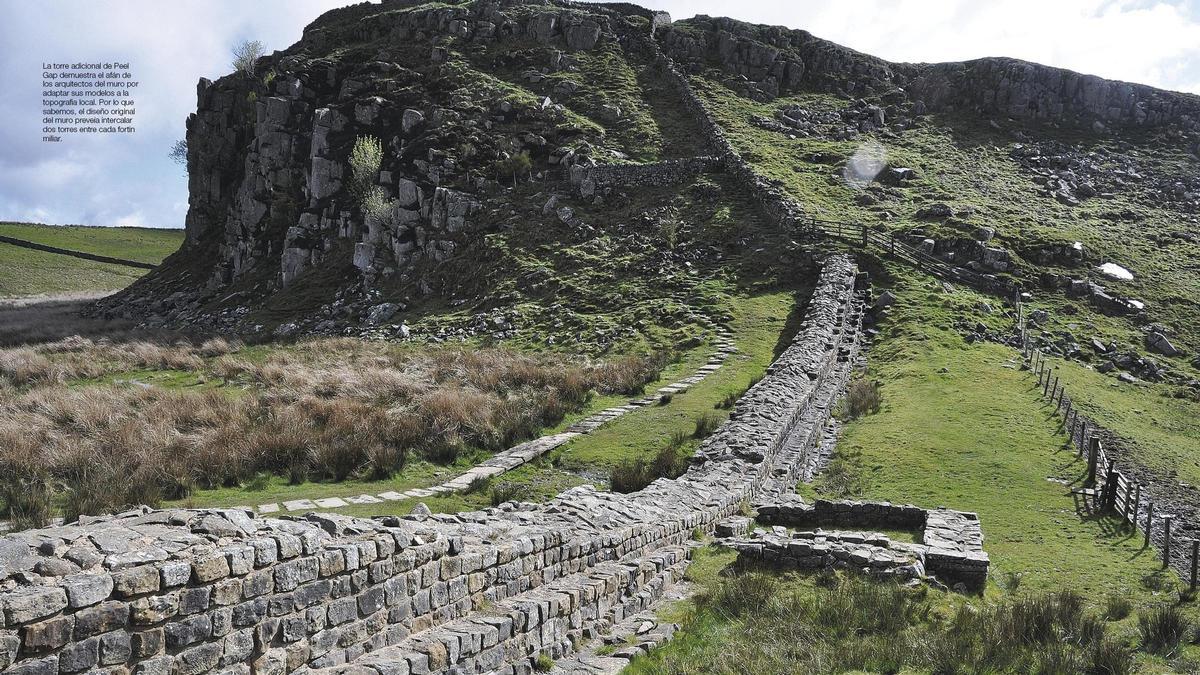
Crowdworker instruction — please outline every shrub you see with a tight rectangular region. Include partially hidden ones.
[844,378,883,419]
[232,40,264,72]
[0,468,53,531]
[1138,604,1188,654]
[1103,593,1133,621]
[611,443,688,494]
[817,449,865,499]
[532,653,553,673]
[349,135,383,202]
[610,458,651,494]
[490,482,527,506]
[494,151,532,185]
[1090,638,1134,675]
[366,444,407,480]
[693,412,721,438]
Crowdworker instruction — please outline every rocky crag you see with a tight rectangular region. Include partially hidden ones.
[94,0,1200,338]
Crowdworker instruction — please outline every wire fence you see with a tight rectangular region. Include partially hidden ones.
[801,218,1021,296]
[1016,296,1199,586]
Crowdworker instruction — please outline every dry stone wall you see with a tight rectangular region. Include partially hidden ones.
[0,256,866,675]
[754,499,989,591]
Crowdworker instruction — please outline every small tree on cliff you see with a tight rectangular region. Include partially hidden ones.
[493,151,532,186]
[350,135,392,223]
[169,139,187,175]
[232,40,265,72]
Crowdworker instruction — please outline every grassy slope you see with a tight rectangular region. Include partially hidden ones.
[696,74,1200,516]
[622,72,1200,674]
[555,289,796,470]
[838,268,1171,598]
[0,223,183,264]
[0,223,183,298]
[636,265,1200,673]
[0,244,146,297]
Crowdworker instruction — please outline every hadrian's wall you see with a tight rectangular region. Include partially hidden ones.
[0,257,864,675]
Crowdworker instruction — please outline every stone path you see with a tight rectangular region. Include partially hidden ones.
[253,331,737,514]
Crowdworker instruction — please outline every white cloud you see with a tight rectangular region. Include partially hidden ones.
[0,0,1197,230]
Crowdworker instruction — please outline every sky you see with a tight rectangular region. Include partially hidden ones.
[1,0,1198,230]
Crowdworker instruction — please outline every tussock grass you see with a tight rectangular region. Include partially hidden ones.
[634,566,1131,675]
[0,337,667,527]
[1138,605,1189,655]
[609,413,714,493]
[841,377,883,420]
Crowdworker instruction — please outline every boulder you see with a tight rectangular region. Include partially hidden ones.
[367,303,401,325]
[873,290,897,310]
[1145,332,1182,357]
[916,203,953,219]
[396,178,421,208]
[564,19,602,51]
[401,109,425,135]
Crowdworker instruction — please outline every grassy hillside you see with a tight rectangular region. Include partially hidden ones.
[0,223,183,298]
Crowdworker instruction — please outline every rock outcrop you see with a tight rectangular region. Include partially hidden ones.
[97,0,1200,331]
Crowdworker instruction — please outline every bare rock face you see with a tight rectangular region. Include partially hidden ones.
[658,14,1200,129]
[108,0,640,324]
[100,0,1200,332]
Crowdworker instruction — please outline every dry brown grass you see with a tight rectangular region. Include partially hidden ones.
[0,334,668,527]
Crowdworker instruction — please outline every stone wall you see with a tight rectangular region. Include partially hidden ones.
[565,156,721,196]
[754,498,990,591]
[0,256,865,675]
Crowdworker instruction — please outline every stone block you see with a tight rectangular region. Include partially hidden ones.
[131,628,164,658]
[61,574,113,609]
[74,601,129,638]
[99,630,132,665]
[112,566,159,597]
[175,643,222,675]
[132,655,171,675]
[22,615,73,652]
[3,587,67,625]
[192,554,231,584]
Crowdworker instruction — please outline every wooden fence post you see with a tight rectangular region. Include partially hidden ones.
[1123,478,1134,526]
[1145,502,1154,548]
[1086,437,1099,486]
[1164,517,1173,569]
[1133,484,1142,531]
[1078,422,1088,458]
[1104,462,1117,511]
[1191,540,1198,590]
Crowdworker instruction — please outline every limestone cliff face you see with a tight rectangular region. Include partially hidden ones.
[108,0,1200,328]
[658,14,1200,130]
[171,0,639,304]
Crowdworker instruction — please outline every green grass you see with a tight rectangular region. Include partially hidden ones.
[1047,356,1200,491]
[630,545,1194,674]
[0,243,146,297]
[0,222,182,265]
[833,267,1178,598]
[634,265,1200,674]
[0,223,183,297]
[554,289,800,472]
